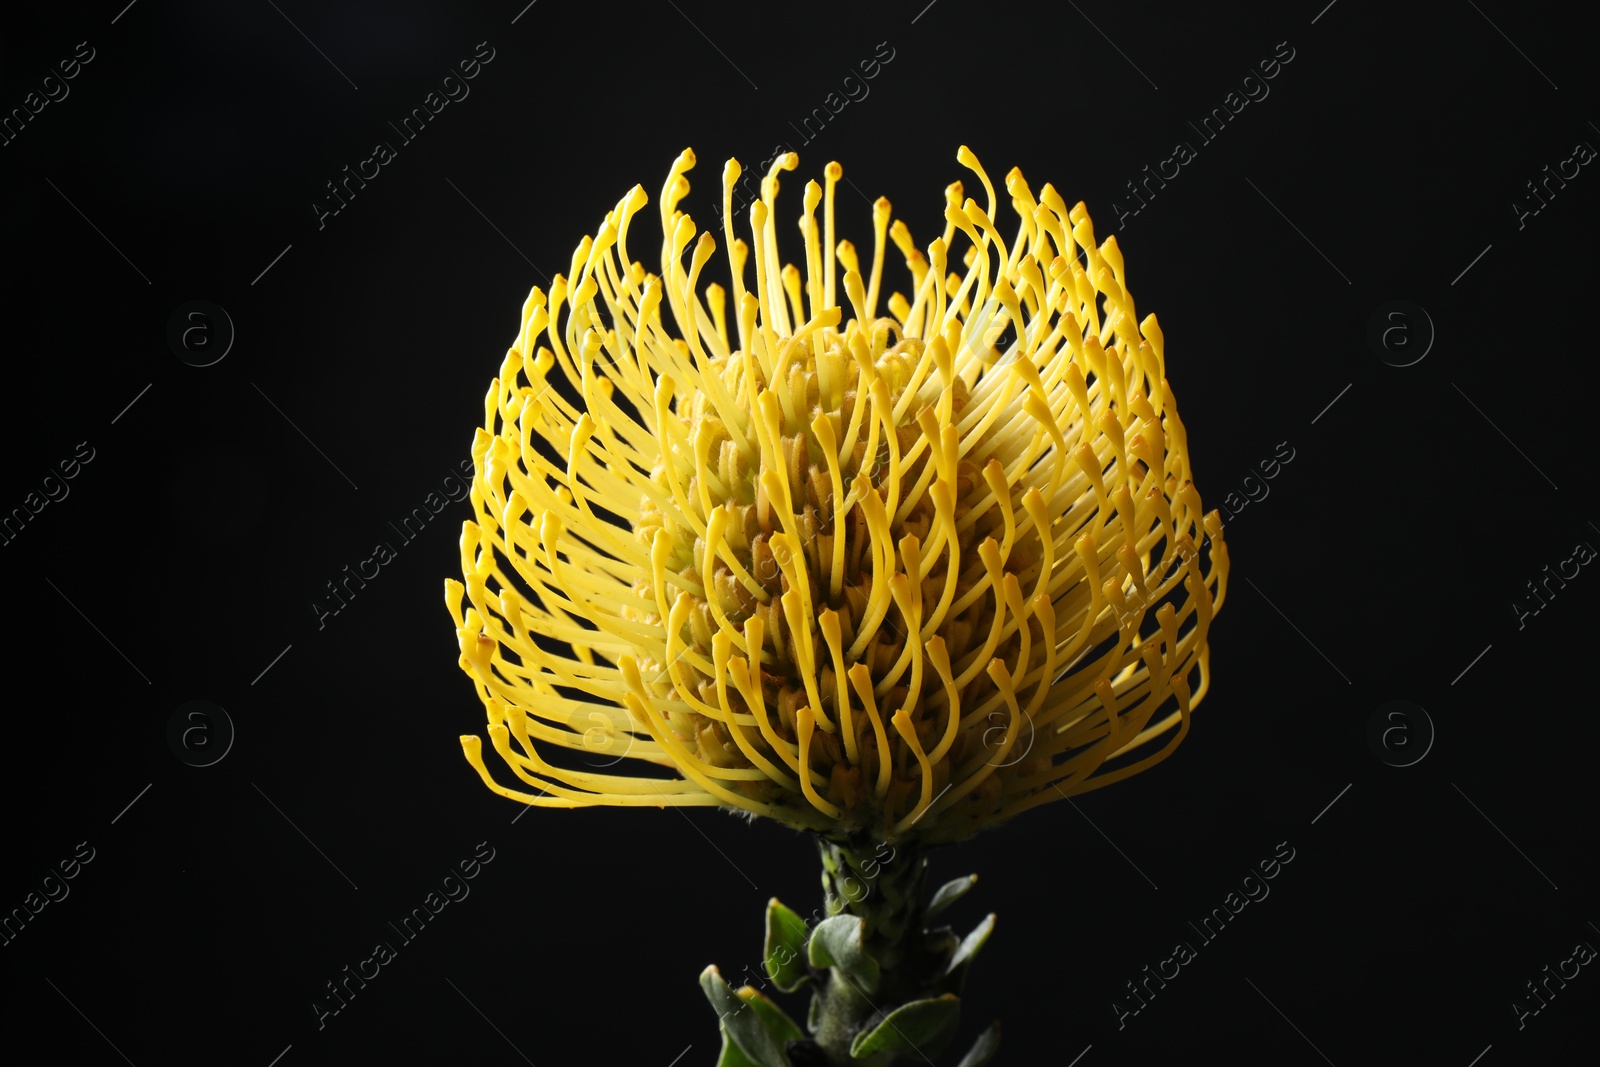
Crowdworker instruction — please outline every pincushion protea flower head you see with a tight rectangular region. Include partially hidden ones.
[448,146,1229,846]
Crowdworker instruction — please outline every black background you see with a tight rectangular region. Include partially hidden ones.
[2,1,1596,1064]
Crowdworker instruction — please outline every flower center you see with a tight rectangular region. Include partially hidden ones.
[631,320,1054,835]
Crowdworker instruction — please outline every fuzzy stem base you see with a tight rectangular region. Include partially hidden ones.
[805,836,941,1066]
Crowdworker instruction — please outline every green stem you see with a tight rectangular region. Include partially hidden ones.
[816,836,929,974]
[806,836,938,1066]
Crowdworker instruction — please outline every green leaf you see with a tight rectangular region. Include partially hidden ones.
[699,966,793,1067]
[736,986,803,1047]
[848,994,961,1059]
[807,915,881,993]
[954,1021,1002,1067]
[715,1030,762,1067]
[925,875,978,920]
[764,898,812,993]
[945,914,997,978]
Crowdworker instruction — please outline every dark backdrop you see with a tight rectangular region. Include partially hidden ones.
[2,1,1595,1064]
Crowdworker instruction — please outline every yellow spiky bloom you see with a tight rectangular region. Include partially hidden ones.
[448,146,1229,845]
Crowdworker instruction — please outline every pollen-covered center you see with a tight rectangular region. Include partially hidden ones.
[630,328,1022,832]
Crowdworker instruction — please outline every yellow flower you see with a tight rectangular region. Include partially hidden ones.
[448,146,1229,844]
